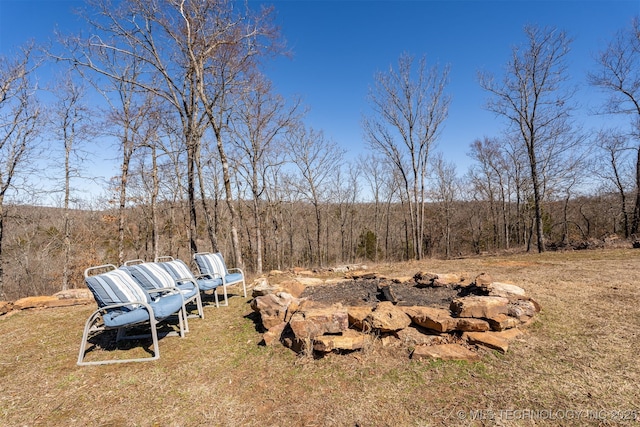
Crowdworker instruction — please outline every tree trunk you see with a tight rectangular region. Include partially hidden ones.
[216,133,243,270]
[529,145,545,253]
[150,145,159,260]
[631,145,640,235]
[195,145,219,254]
[187,139,199,255]
[118,137,130,265]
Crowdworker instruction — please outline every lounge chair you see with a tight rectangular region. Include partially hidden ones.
[123,260,204,325]
[155,256,226,308]
[78,264,186,366]
[193,252,247,302]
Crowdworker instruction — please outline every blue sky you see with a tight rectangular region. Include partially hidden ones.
[1,0,640,185]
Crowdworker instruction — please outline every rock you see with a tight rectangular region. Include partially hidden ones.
[289,303,349,339]
[455,318,491,332]
[486,314,520,331]
[346,305,373,330]
[0,301,13,315]
[13,296,87,310]
[415,272,468,287]
[346,271,376,280]
[365,301,412,333]
[53,288,93,300]
[396,326,445,346]
[390,276,414,284]
[262,322,287,346]
[433,273,466,286]
[487,282,526,297]
[474,272,494,288]
[411,344,480,362]
[379,284,398,303]
[381,334,401,347]
[464,331,514,353]
[251,278,278,297]
[284,298,304,322]
[277,280,307,298]
[280,325,307,353]
[313,330,367,353]
[251,293,296,330]
[450,296,510,319]
[400,306,457,333]
[507,299,538,321]
[413,272,437,286]
[294,277,324,286]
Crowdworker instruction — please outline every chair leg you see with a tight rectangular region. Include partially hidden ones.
[195,292,204,319]
[212,288,220,308]
[77,312,100,365]
[78,311,161,366]
[177,307,186,338]
[221,284,229,307]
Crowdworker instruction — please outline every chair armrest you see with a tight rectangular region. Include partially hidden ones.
[147,287,181,299]
[227,267,245,276]
[199,272,223,280]
[97,300,151,312]
[176,277,201,292]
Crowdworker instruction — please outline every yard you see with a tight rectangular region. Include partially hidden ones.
[1,249,639,426]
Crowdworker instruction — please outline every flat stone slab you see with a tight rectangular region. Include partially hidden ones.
[396,326,450,346]
[412,343,480,362]
[366,301,411,332]
[401,306,457,332]
[488,282,526,297]
[13,296,92,310]
[455,317,491,332]
[450,296,510,319]
[289,303,349,339]
[346,305,373,330]
[313,330,367,352]
[463,330,523,353]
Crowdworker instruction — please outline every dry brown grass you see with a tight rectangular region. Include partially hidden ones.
[1,249,640,426]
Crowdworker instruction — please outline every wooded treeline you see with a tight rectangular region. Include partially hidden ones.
[1,1,640,299]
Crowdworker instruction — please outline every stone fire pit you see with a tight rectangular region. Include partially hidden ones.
[250,270,540,361]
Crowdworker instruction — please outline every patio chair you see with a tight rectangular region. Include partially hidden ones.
[123,260,204,326]
[78,264,186,366]
[155,256,226,308]
[194,252,247,303]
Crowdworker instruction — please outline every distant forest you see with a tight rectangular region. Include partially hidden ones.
[2,1,640,299]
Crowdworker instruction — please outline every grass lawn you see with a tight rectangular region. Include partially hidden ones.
[1,249,639,426]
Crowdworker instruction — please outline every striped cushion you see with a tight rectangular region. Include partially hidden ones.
[194,253,228,277]
[85,269,149,309]
[125,263,176,291]
[159,259,194,282]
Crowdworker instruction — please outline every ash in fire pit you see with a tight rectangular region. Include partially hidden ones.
[299,277,476,308]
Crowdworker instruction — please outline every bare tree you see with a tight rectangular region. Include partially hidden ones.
[286,126,344,267]
[479,25,576,252]
[0,44,42,298]
[467,137,518,250]
[430,153,458,258]
[363,53,451,260]
[331,162,361,263]
[48,72,92,290]
[592,130,633,237]
[229,73,302,274]
[589,16,640,235]
[176,0,282,270]
[59,0,268,258]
